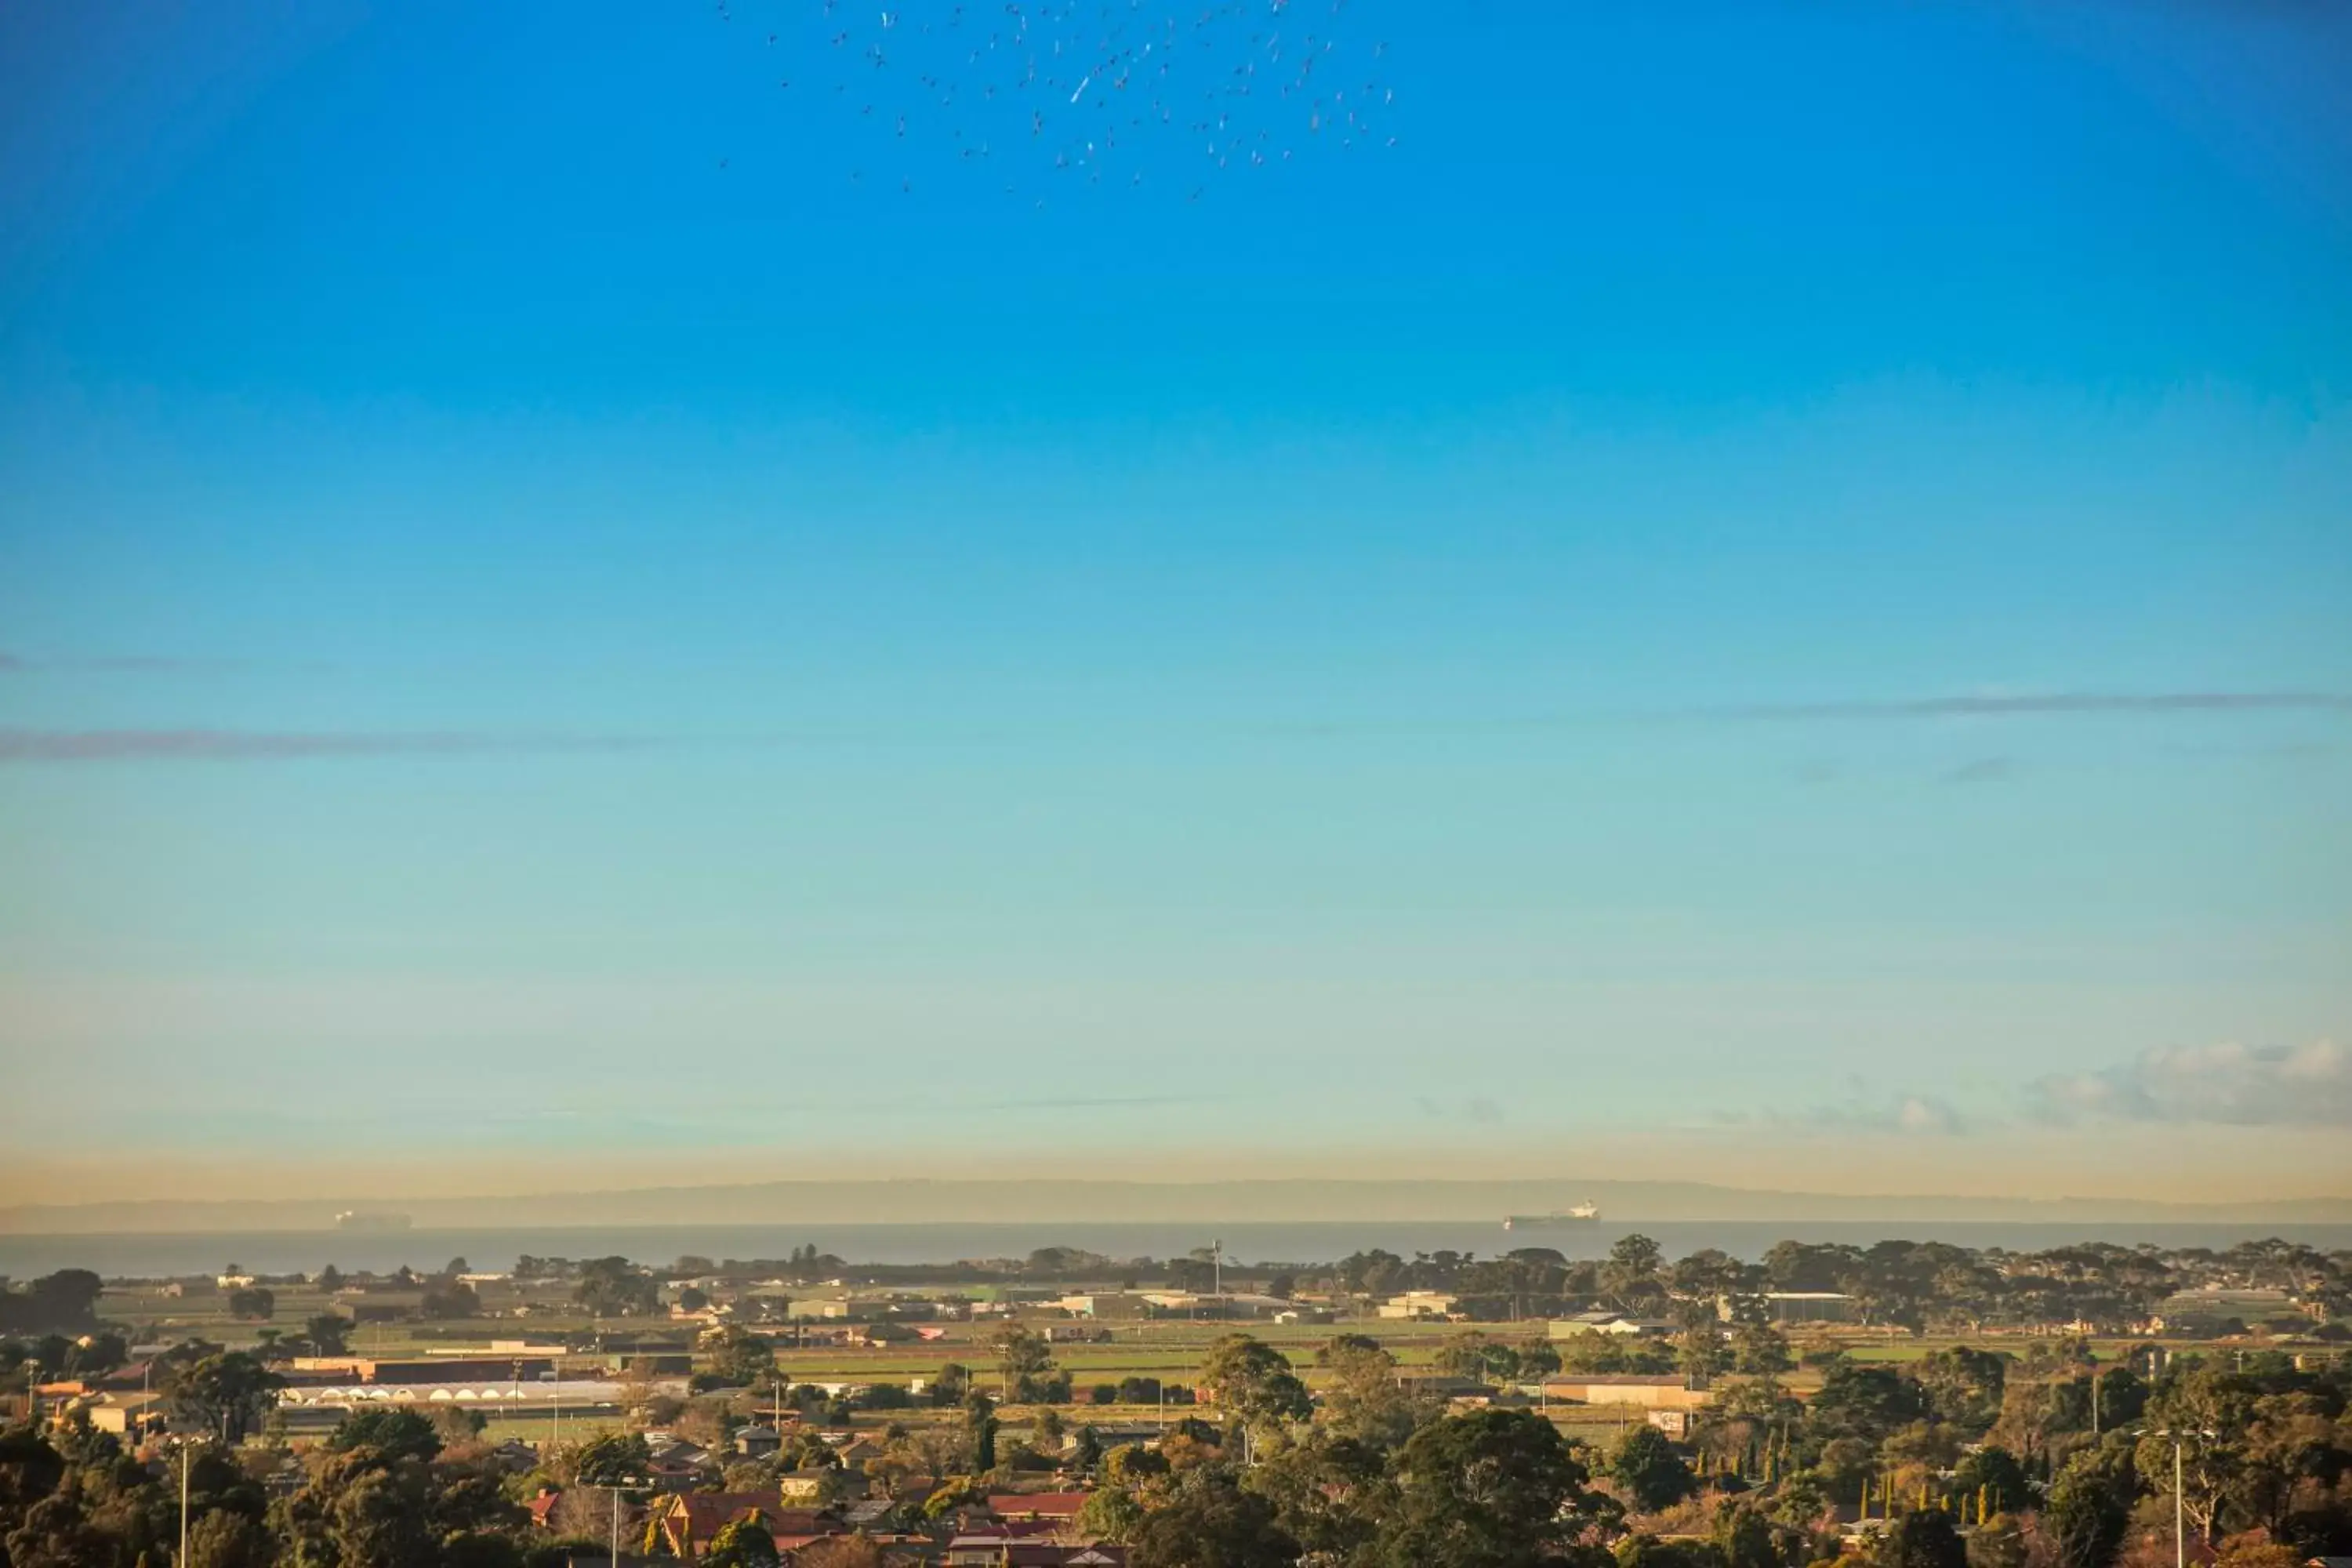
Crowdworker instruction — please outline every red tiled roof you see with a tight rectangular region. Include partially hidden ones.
[989,1492,1089,1520]
[670,1491,775,1533]
[662,1493,829,1547]
[768,1511,829,1534]
[774,1532,920,1554]
[969,1519,1062,1539]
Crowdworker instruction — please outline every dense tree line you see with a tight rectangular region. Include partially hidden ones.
[0,1406,538,1568]
[64,1236,2343,1333]
[1049,1328,2352,1568]
[1330,1236,2349,1333]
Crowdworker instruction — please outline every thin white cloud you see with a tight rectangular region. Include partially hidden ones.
[1724,1093,1969,1138]
[2,685,2345,765]
[0,729,657,762]
[2032,1040,2350,1128]
[1697,692,2352,720]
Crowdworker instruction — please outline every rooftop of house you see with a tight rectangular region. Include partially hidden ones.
[657,1492,829,1540]
[989,1491,1091,1519]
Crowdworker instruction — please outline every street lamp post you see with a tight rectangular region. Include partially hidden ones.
[2137,1425,2216,1568]
[2173,1439,2184,1568]
[175,1434,210,1567]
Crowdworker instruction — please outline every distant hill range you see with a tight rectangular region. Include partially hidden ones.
[2,1178,2347,1234]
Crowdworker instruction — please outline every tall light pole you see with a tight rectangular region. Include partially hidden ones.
[2173,1439,2184,1568]
[176,1435,209,1567]
[2140,1425,2215,1568]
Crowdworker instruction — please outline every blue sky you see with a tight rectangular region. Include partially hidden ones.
[2,0,2349,1203]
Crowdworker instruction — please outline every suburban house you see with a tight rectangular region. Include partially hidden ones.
[1377,1290,1460,1320]
[829,1436,885,1469]
[82,1391,165,1437]
[642,1442,716,1489]
[647,1494,831,1559]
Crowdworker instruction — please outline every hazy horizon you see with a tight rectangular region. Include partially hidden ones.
[5,1157,2349,1229]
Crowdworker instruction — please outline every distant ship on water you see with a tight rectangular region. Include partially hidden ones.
[1502,1202,1600,1230]
[334,1210,412,1232]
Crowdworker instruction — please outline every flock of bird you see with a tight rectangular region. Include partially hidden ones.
[710,0,1401,202]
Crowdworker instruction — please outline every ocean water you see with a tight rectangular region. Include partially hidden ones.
[4,1220,2347,1279]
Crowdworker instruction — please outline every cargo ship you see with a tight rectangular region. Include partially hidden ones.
[1501,1202,1600,1231]
[333,1210,413,1232]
